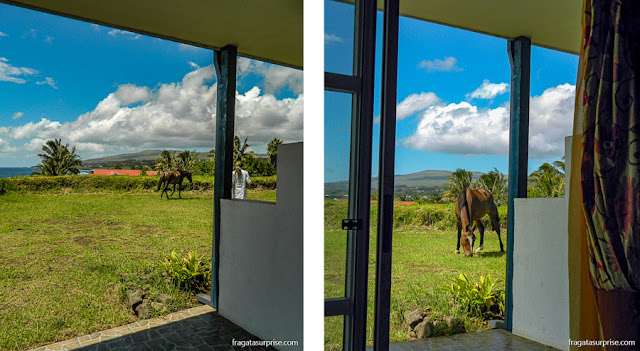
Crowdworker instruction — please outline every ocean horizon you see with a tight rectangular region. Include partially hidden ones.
[0,167,36,178]
[0,167,94,178]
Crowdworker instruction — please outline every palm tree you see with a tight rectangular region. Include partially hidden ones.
[33,139,82,176]
[267,137,283,168]
[234,136,254,165]
[155,150,176,171]
[443,168,474,201]
[474,167,507,205]
[176,150,198,171]
[528,161,565,197]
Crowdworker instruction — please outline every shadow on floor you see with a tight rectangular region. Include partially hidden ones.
[48,311,275,351]
[366,329,559,351]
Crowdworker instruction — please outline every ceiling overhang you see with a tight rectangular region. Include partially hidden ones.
[359,0,581,55]
[0,0,303,69]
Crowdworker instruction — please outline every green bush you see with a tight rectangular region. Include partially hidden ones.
[0,178,16,195]
[324,200,507,232]
[0,174,277,194]
[162,251,211,292]
[444,273,504,318]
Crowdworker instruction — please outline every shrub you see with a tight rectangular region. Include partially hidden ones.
[0,174,277,194]
[0,178,16,195]
[444,273,504,319]
[162,251,211,292]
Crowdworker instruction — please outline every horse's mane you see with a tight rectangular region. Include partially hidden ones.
[458,187,472,231]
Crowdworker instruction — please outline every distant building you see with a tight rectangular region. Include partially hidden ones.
[92,169,158,176]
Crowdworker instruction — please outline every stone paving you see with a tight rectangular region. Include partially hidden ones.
[31,305,276,351]
[365,329,559,351]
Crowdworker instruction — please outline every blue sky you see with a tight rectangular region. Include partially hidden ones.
[324,1,579,182]
[0,4,303,167]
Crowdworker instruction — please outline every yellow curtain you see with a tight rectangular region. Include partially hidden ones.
[568,0,602,349]
[570,0,640,348]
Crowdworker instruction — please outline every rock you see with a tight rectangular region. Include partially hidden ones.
[483,311,496,320]
[403,308,424,329]
[414,318,434,339]
[444,316,465,334]
[151,302,166,312]
[157,294,173,304]
[136,300,152,319]
[127,289,144,308]
[409,331,417,339]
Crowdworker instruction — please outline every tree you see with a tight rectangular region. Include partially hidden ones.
[442,168,474,201]
[155,150,176,171]
[234,136,254,165]
[528,161,565,197]
[33,139,82,176]
[474,167,508,205]
[267,137,283,168]
[139,166,151,176]
[176,150,198,171]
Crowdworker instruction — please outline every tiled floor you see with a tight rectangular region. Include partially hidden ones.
[30,305,275,351]
[366,329,559,351]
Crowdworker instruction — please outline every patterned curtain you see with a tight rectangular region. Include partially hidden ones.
[580,0,640,292]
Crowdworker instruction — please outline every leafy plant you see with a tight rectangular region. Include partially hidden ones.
[33,138,83,176]
[162,251,211,292]
[445,273,503,318]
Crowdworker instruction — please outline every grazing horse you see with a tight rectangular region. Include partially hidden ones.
[157,170,193,200]
[455,187,504,257]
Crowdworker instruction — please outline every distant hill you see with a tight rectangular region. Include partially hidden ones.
[324,169,485,198]
[82,150,268,169]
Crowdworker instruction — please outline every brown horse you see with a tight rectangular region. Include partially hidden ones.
[157,170,193,199]
[455,187,504,257]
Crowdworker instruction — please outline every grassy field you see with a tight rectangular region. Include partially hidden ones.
[0,188,275,351]
[324,200,507,350]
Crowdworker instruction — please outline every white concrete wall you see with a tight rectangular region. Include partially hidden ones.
[511,136,572,350]
[218,142,303,350]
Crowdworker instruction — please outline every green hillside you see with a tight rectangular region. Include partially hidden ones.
[324,169,485,198]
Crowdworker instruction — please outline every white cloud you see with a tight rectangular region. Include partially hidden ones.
[0,32,8,37]
[467,79,509,100]
[44,36,54,44]
[396,92,441,120]
[11,118,62,140]
[325,33,343,44]
[402,84,575,158]
[238,58,303,95]
[188,61,200,70]
[374,92,441,123]
[0,57,39,84]
[22,28,37,39]
[108,29,140,40]
[8,65,303,156]
[0,137,17,153]
[417,57,462,72]
[11,112,24,120]
[178,43,202,52]
[36,77,58,89]
[91,24,101,31]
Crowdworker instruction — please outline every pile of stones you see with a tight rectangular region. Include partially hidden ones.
[403,308,466,339]
[127,289,173,319]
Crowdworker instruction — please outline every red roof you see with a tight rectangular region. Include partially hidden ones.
[92,169,159,176]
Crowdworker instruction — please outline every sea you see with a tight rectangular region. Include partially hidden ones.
[0,167,37,178]
[0,167,93,178]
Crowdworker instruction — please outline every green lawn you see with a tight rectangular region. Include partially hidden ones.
[0,189,275,350]
[324,201,507,350]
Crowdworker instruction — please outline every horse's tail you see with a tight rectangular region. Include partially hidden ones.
[459,187,472,231]
[157,173,164,191]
